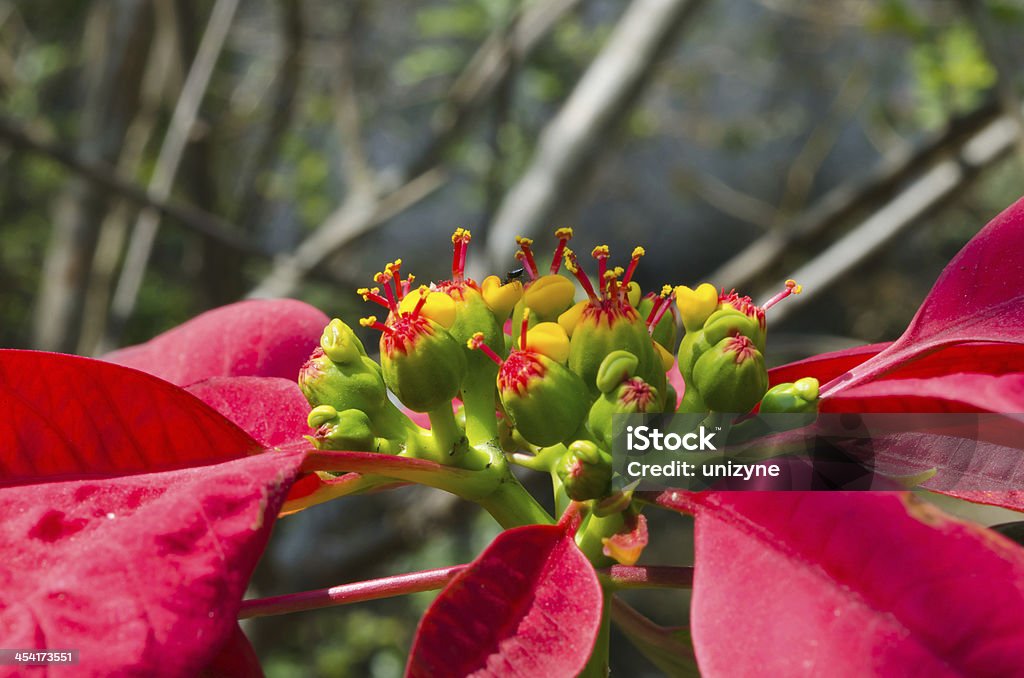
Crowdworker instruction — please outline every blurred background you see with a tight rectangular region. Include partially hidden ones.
[3,0,1024,674]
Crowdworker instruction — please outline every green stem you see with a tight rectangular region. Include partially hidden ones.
[477,476,554,528]
[460,368,500,446]
[426,403,462,458]
[576,511,625,567]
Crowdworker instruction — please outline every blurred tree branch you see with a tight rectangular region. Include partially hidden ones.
[233,0,306,229]
[481,0,708,273]
[78,0,179,355]
[248,0,584,298]
[0,113,273,258]
[706,97,1000,291]
[763,103,1023,323]
[30,0,149,352]
[103,0,241,350]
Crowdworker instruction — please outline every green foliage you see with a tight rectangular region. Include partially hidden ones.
[910,24,995,128]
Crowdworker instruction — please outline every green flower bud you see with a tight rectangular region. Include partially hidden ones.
[760,377,820,413]
[560,246,666,407]
[369,312,466,413]
[298,332,388,415]
[471,322,588,447]
[556,440,613,501]
[692,334,768,412]
[588,351,659,447]
[306,405,397,453]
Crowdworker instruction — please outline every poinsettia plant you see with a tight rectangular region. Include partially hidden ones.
[3,198,1024,676]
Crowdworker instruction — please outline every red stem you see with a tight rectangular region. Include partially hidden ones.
[239,565,466,619]
[602,565,694,589]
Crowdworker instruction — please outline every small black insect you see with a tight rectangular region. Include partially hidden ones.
[503,267,525,285]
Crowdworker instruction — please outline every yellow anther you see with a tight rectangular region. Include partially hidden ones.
[631,246,646,259]
[554,227,574,239]
[562,247,579,273]
[660,284,673,298]
[786,279,803,295]
[591,245,610,259]
[359,316,378,327]
[516,235,534,247]
[356,287,371,297]
[467,332,486,350]
[452,227,472,243]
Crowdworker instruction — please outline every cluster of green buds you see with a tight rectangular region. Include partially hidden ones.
[296,227,819,561]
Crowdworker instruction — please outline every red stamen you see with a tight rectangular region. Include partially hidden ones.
[622,246,644,287]
[520,308,531,351]
[412,286,430,317]
[359,316,394,335]
[604,270,620,301]
[646,285,674,332]
[467,331,503,366]
[515,236,539,280]
[402,274,416,298]
[550,227,574,275]
[451,228,472,282]
[391,259,404,300]
[592,246,610,296]
[373,271,398,311]
[762,279,802,311]
[563,247,598,302]
[357,287,391,310]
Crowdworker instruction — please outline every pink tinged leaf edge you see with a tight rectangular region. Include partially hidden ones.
[0,448,306,676]
[651,490,1024,677]
[822,197,1024,396]
[406,523,604,678]
[103,298,329,386]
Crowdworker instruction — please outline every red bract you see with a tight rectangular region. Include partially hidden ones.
[406,522,602,678]
[814,197,1024,400]
[652,490,1024,677]
[0,351,258,484]
[764,199,1024,508]
[104,299,328,387]
[0,443,305,677]
[186,376,312,448]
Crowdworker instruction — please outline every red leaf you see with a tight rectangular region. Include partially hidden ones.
[768,343,888,387]
[201,624,263,678]
[653,490,1024,677]
[0,449,305,676]
[187,377,311,448]
[406,523,603,678]
[822,372,1024,413]
[0,351,259,486]
[104,299,328,386]
[823,198,1024,396]
[772,343,1024,391]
